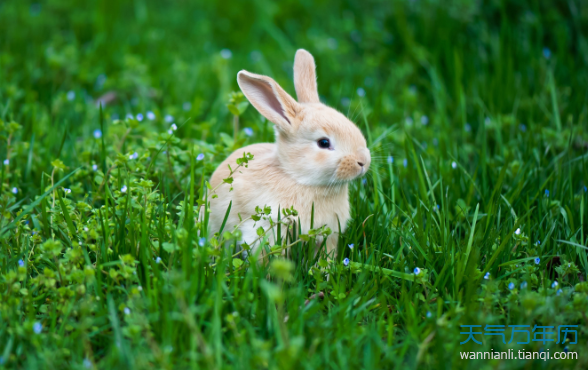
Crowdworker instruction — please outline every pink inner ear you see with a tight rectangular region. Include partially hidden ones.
[242,76,290,124]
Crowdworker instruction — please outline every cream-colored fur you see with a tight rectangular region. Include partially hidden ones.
[208,49,370,256]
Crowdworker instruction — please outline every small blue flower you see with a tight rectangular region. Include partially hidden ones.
[33,322,42,334]
[451,161,457,169]
[64,188,71,194]
[508,282,515,290]
[165,115,174,123]
[124,307,131,315]
[556,289,562,295]
[484,272,490,280]
[167,129,173,135]
[515,228,521,235]
[0,356,4,365]
[362,178,367,185]
[12,187,18,194]
[66,91,75,101]
[403,158,408,168]
[183,102,192,111]
[426,311,432,318]
[535,240,541,246]
[146,111,156,120]
[126,113,134,120]
[348,244,354,250]
[129,152,139,160]
[520,281,528,289]
[244,127,254,137]
[121,185,128,193]
[136,113,144,122]
[171,123,178,131]
[465,123,471,132]
[519,124,527,132]
[343,258,350,266]
[196,153,205,161]
[356,87,366,97]
[220,49,233,59]
[18,259,24,267]
[413,267,421,275]
[387,156,393,164]
[156,257,162,264]
[93,129,102,139]
[551,281,558,288]
[198,237,206,247]
[535,257,540,264]
[92,164,98,171]
[3,159,8,165]
[83,358,92,368]
[421,115,429,125]
[543,47,551,59]
[584,186,587,193]
[545,189,549,197]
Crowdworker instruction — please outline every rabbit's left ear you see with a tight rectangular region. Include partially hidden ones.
[293,49,320,103]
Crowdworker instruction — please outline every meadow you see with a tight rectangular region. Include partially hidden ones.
[1,0,588,369]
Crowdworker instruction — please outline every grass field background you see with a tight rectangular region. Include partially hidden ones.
[1,0,588,368]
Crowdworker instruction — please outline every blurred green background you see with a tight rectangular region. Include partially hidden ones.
[1,0,588,369]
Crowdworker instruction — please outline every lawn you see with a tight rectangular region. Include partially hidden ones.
[1,0,588,369]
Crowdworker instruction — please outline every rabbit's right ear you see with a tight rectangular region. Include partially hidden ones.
[237,71,300,132]
[293,49,320,103]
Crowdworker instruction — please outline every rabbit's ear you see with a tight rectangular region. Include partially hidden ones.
[237,70,300,131]
[293,49,320,103]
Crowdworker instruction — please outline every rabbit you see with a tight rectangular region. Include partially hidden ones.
[207,49,370,257]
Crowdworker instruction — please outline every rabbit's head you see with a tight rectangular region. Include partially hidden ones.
[237,49,370,187]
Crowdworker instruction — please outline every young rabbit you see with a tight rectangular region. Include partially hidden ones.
[207,49,370,256]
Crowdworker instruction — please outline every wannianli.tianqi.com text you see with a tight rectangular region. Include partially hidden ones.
[460,349,578,361]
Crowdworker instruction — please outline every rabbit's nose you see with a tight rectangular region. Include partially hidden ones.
[357,161,364,167]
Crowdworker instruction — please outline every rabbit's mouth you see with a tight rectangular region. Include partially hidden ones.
[335,155,370,181]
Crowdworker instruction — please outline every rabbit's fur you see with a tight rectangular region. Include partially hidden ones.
[208,49,370,256]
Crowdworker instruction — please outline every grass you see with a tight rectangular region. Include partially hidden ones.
[1,0,588,369]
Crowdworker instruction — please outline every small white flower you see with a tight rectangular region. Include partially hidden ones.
[136,113,144,122]
[92,164,98,171]
[515,228,521,235]
[129,152,139,160]
[451,161,457,169]
[244,127,253,137]
[171,123,178,131]
[183,102,192,111]
[165,115,174,123]
[121,185,128,193]
[156,256,162,264]
[196,153,205,161]
[3,159,8,165]
[146,111,156,120]
[84,227,89,232]
[421,115,429,125]
[138,286,143,291]
[67,91,75,101]
[356,87,366,97]
[12,187,18,194]
[93,129,102,139]
[220,49,233,59]
[124,307,131,315]
[64,188,71,194]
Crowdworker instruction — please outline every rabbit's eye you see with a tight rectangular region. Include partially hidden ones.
[317,138,330,149]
